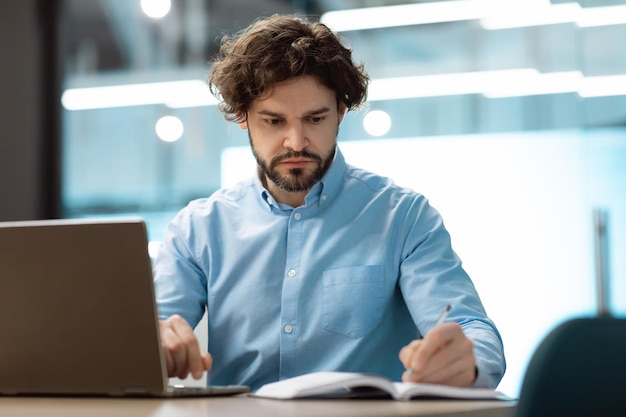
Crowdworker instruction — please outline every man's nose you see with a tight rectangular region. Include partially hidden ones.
[283,123,308,151]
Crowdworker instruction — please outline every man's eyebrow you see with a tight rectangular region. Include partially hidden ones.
[256,107,331,118]
[305,107,331,116]
[256,110,283,118]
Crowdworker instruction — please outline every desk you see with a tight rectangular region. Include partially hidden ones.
[0,395,515,417]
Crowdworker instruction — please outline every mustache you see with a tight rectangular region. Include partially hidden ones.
[270,150,322,167]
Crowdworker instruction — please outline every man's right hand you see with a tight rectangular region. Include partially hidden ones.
[159,314,212,380]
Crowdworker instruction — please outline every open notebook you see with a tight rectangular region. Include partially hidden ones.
[0,218,249,397]
[252,372,511,400]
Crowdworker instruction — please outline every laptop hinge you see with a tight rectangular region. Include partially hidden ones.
[122,386,149,395]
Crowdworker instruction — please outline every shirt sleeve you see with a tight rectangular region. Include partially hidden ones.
[152,206,208,329]
[465,325,507,388]
[397,195,506,389]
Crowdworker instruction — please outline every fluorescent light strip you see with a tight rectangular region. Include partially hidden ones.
[368,69,540,100]
[321,1,626,32]
[578,74,626,98]
[61,71,626,111]
[482,2,626,30]
[320,0,496,32]
[61,80,217,111]
[483,71,583,98]
[577,5,626,28]
[368,70,626,100]
[481,3,581,30]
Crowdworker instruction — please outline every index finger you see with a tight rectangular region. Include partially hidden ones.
[170,320,207,379]
[408,323,457,370]
[399,339,422,369]
[160,315,207,379]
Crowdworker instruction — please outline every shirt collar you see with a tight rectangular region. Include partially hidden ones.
[310,146,345,207]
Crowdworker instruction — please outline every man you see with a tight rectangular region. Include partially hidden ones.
[154,14,505,391]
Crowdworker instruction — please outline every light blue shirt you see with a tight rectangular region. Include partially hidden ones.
[153,147,505,391]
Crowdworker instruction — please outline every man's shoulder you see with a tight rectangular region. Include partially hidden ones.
[213,178,257,202]
[178,179,256,217]
[200,179,255,202]
[344,164,420,198]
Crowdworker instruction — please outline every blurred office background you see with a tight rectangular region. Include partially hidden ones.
[2,0,624,397]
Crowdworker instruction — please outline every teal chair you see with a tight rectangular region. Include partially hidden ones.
[515,316,626,417]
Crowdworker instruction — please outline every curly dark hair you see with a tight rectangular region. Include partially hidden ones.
[208,14,370,123]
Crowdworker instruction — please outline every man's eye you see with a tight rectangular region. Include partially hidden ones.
[266,119,282,125]
[309,116,325,124]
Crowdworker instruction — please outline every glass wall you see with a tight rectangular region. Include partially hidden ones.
[60,0,626,395]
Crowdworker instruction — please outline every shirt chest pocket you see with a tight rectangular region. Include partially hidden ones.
[321,265,385,340]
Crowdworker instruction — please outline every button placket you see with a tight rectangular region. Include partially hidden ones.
[279,206,304,378]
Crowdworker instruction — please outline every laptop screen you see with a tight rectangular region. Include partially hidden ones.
[0,219,168,396]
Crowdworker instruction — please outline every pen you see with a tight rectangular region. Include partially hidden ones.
[434,304,451,327]
[406,304,451,376]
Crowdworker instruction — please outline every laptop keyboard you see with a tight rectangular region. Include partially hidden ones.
[165,385,250,398]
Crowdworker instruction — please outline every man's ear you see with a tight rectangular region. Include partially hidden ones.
[236,112,248,129]
[337,103,347,125]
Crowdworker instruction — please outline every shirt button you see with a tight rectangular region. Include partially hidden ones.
[288,269,296,277]
[294,212,301,220]
[284,324,293,333]
[321,195,327,201]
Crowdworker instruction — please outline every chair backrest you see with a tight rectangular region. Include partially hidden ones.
[515,316,626,417]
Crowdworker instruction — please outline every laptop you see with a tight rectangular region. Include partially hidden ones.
[0,218,249,397]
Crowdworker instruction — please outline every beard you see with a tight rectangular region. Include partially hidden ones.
[249,131,336,193]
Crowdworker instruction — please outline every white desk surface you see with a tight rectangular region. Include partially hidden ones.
[0,395,516,417]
